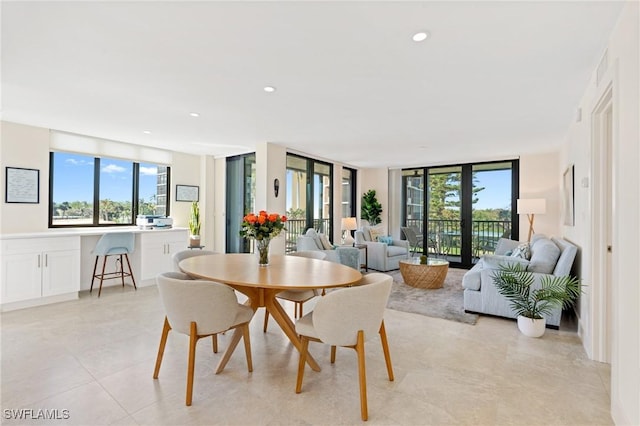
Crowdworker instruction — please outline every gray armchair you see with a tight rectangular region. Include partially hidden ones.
[354,228,409,271]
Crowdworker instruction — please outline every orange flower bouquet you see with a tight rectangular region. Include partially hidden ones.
[240,211,287,265]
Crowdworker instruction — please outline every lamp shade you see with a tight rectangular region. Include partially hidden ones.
[517,199,546,215]
[341,217,358,231]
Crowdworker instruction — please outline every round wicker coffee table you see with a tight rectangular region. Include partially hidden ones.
[399,258,449,289]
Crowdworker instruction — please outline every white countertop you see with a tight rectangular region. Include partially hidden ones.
[0,227,189,239]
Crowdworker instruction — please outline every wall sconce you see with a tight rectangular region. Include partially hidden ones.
[274,178,280,197]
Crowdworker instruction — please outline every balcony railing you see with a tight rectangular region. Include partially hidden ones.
[405,218,511,258]
[284,218,331,252]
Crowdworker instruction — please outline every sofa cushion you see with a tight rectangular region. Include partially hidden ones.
[462,263,482,290]
[386,245,407,257]
[378,235,393,244]
[528,237,561,274]
[495,238,520,256]
[369,227,384,242]
[551,237,578,276]
[319,233,333,250]
[482,254,530,270]
[511,242,531,260]
[304,229,324,250]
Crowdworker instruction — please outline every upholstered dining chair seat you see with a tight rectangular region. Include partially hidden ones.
[153,272,254,406]
[294,272,394,421]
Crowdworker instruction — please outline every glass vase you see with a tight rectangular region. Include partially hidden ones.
[256,238,271,266]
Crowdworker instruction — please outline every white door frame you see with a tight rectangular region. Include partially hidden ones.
[590,81,616,364]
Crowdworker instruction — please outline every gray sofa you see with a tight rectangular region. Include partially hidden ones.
[295,229,361,270]
[462,234,578,327]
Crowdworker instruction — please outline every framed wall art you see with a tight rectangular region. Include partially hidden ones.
[175,184,199,202]
[5,167,40,204]
[563,165,575,226]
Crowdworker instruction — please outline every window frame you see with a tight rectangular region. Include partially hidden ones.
[48,152,171,228]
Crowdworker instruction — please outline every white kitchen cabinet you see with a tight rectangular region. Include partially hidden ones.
[139,230,189,280]
[1,236,80,306]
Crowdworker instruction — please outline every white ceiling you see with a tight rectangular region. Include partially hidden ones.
[1,1,625,168]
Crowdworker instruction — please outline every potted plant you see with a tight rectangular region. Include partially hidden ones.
[361,190,383,226]
[491,263,581,337]
[189,201,201,247]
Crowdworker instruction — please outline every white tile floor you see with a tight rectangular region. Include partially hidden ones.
[1,284,612,425]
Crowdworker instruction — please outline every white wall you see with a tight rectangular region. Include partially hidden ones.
[360,168,390,233]
[255,143,287,254]
[0,122,51,234]
[518,151,561,240]
[562,3,639,424]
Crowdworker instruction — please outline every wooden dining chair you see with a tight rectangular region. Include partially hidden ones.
[263,250,327,332]
[153,271,254,406]
[294,272,394,421]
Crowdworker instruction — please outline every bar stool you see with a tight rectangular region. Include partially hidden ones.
[91,232,137,297]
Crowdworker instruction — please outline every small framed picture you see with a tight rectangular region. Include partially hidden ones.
[175,184,199,202]
[5,167,40,203]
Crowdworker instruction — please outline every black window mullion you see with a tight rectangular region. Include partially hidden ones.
[132,163,140,224]
[93,157,100,225]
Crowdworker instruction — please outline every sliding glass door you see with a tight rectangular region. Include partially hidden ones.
[226,153,256,253]
[286,154,333,251]
[402,160,518,268]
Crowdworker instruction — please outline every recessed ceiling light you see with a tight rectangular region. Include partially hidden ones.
[264,86,276,93]
[189,112,200,117]
[143,130,152,134]
[412,32,429,42]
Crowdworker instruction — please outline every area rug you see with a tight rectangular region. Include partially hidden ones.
[384,267,479,325]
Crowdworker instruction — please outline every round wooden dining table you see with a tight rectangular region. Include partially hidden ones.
[179,253,362,372]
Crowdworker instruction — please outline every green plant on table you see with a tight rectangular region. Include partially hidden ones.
[189,201,201,236]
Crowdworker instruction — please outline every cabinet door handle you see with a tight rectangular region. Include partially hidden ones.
[45,254,48,267]
[38,254,41,268]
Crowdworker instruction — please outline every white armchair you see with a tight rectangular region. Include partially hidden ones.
[354,228,409,271]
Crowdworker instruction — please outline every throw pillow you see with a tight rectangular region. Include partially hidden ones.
[378,235,393,245]
[369,227,384,242]
[305,228,324,250]
[319,233,333,250]
[511,242,531,260]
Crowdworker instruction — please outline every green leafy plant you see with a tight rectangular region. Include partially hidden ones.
[361,190,383,226]
[491,263,581,319]
[189,201,201,236]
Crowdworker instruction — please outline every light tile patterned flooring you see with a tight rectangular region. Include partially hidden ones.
[1,284,612,425]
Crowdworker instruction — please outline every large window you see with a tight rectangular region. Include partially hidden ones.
[402,160,518,268]
[49,152,170,227]
[286,154,333,250]
[341,167,357,218]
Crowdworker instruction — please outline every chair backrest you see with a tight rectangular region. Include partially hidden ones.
[93,232,135,255]
[400,227,417,245]
[310,273,392,346]
[156,272,239,335]
[288,251,327,260]
[172,250,217,271]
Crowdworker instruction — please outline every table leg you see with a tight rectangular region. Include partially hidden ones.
[264,290,321,372]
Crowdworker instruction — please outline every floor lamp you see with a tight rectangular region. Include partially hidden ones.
[341,217,357,245]
[517,199,546,242]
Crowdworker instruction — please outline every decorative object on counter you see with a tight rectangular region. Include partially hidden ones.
[189,201,201,247]
[240,211,287,266]
[491,263,581,337]
[361,190,382,226]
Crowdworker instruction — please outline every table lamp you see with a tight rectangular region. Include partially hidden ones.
[341,217,357,245]
[517,198,546,242]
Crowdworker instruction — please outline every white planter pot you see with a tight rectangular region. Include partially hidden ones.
[517,315,546,338]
